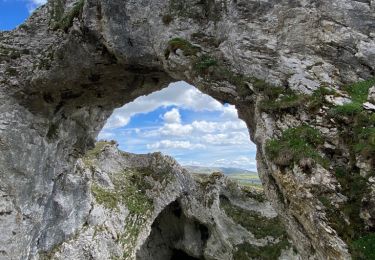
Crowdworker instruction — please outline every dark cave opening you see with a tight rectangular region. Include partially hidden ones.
[136,200,210,260]
[171,249,200,260]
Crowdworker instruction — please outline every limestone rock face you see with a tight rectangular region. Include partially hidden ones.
[39,142,297,260]
[0,0,374,259]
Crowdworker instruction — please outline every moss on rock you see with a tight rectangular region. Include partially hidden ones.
[265,125,327,168]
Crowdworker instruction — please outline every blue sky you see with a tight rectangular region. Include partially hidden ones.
[99,82,257,171]
[1,1,258,171]
[0,0,46,30]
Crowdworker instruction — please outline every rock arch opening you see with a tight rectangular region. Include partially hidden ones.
[99,81,260,184]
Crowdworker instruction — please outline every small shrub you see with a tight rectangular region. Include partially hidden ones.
[260,91,307,112]
[193,54,218,73]
[308,87,336,111]
[265,125,327,168]
[329,102,363,118]
[344,78,375,103]
[354,127,375,159]
[165,38,200,58]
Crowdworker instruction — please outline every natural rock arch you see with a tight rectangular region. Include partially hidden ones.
[0,0,374,259]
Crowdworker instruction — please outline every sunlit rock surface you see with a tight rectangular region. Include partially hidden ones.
[41,142,297,260]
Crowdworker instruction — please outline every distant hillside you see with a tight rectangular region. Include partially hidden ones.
[183,165,257,175]
[183,165,262,188]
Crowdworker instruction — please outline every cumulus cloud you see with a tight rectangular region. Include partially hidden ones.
[100,82,257,170]
[104,82,224,129]
[163,108,181,124]
[158,123,193,136]
[147,140,205,150]
[201,132,249,146]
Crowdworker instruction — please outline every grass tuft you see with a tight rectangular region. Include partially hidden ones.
[265,125,327,168]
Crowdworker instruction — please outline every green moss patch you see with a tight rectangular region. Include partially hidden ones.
[82,141,112,165]
[328,79,375,161]
[165,38,200,58]
[234,240,290,260]
[265,125,327,168]
[320,167,374,258]
[53,0,84,31]
[260,90,308,112]
[91,168,153,215]
[220,195,287,239]
[351,233,375,260]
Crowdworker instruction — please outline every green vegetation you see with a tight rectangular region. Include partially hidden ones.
[165,38,200,58]
[307,86,336,111]
[344,78,375,103]
[221,194,290,259]
[241,185,266,202]
[220,196,287,239]
[91,168,153,215]
[265,125,327,168]
[330,78,374,118]
[193,54,218,73]
[320,167,374,259]
[82,141,112,165]
[328,78,375,161]
[234,240,290,260]
[53,0,85,31]
[351,233,375,260]
[91,185,118,209]
[260,90,307,112]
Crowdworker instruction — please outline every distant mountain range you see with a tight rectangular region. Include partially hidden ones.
[183,165,257,175]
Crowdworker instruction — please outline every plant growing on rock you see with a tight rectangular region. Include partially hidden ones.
[265,125,327,168]
[53,0,85,31]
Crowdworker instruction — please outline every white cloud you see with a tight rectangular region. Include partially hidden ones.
[163,108,181,124]
[104,82,223,129]
[99,81,258,171]
[201,132,249,146]
[31,0,47,4]
[147,140,205,150]
[26,0,47,13]
[158,123,193,136]
[221,105,239,119]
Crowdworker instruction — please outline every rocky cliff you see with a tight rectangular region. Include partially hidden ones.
[0,0,374,259]
[35,141,296,260]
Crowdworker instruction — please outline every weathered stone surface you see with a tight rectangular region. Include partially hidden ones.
[0,0,374,259]
[40,142,297,260]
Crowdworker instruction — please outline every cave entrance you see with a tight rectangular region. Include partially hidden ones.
[98,81,260,186]
[136,200,208,260]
